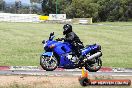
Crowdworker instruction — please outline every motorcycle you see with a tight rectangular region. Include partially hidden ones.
[40,32,102,72]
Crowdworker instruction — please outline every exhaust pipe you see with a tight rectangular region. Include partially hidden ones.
[87,52,102,60]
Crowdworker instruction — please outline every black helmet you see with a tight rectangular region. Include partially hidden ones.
[63,24,72,35]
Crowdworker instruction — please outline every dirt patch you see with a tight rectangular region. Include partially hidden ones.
[0,75,131,88]
[0,75,81,88]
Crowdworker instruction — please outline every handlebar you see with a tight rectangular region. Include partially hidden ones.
[56,38,64,41]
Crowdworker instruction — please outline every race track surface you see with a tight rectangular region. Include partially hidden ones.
[0,70,132,77]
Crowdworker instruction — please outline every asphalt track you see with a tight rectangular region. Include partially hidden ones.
[0,70,132,77]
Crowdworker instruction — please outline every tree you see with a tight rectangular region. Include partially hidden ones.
[125,3,132,19]
[0,0,4,11]
[41,0,132,22]
[0,0,2,10]
[42,0,72,15]
[63,0,99,21]
[31,0,42,3]
[42,0,56,15]
[15,0,22,13]
[97,0,132,21]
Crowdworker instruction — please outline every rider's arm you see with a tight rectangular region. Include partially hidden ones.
[64,33,74,42]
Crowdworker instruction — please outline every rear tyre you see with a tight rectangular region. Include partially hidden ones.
[40,55,58,71]
[85,57,102,72]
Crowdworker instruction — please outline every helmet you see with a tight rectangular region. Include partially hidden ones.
[63,24,72,35]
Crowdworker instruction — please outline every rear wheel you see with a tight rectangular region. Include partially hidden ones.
[85,57,102,72]
[40,55,58,71]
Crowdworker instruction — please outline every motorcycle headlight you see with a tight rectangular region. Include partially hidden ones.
[49,44,55,49]
[42,40,47,48]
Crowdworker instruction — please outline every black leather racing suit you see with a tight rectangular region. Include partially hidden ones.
[64,31,84,57]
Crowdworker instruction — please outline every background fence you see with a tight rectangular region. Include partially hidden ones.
[0,13,93,24]
[0,13,40,22]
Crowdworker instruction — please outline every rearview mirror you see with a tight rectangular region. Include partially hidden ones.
[50,32,54,36]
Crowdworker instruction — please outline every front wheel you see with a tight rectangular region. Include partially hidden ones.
[85,57,102,72]
[40,55,58,71]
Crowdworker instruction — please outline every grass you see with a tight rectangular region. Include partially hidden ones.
[0,22,132,68]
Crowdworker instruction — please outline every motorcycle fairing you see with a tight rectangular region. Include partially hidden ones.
[59,55,74,68]
[42,52,53,57]
[53,42,72,55]
[81,44,99,55]
[46,40,72,55]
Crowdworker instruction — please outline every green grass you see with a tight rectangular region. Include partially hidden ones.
[0,22,132,68]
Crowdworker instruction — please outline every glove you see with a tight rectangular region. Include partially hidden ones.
[56,38,64,41]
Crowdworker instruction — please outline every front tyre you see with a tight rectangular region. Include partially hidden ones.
[85,57,102,72]
[40,55,58,71]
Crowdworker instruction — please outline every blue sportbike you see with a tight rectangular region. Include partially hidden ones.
[40,32,102,72]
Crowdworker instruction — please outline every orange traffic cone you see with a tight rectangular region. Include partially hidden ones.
[84,70,88,78]
[81,67,88,78]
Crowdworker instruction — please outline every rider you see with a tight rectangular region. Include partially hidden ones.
[57,24,84,58]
